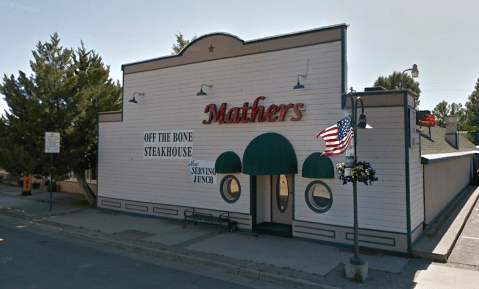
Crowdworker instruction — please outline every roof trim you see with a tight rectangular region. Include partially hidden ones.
[98,111,122,123]
[98,111,122,115]
[122,24,347,74]
[421,151,477,164]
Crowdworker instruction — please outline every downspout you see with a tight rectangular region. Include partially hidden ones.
[341,25,348,95]
[404,93,412,254]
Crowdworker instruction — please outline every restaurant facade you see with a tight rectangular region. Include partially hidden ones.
[97,24,478,254]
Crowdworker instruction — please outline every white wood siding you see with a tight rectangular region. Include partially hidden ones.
[99,41,408,234]
[99,42,342,215]
[409,127,424,233]
[424,156,472,224]
[295,107,408,233]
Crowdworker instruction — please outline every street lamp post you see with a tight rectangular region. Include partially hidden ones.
[346,93,368,265]
[344,92,372,280]
[400,64,419,89]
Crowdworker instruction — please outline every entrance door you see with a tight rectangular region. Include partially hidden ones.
[255,174,293,226]
[255,175,271,224]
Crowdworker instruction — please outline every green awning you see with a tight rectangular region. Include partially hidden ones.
[302,153,334,178]
[243,133,298,175]
[215,151,242,173]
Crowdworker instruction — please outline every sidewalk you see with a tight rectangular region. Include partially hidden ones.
[0,184,92,218]
[1,184,479,288]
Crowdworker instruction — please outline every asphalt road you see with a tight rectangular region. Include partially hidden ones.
[0,219,293,289]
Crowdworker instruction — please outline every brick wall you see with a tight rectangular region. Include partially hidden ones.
[57,180,97,195]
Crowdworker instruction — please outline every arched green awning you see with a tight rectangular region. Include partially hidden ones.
[215,151,242,173]
[243,133,297,175]
[302,152,334,179]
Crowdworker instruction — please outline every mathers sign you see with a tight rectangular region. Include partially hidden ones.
[202,96,304,124]
[144,130,193,159]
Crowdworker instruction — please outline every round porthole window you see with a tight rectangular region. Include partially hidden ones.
[220,175,241,203]
[305,181,333,213]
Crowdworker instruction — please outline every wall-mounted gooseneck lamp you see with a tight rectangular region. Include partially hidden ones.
[129,92,144,104]
[293,74,306,89]
[197,84,213,96]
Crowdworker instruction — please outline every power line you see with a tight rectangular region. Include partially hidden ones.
[422,89,471,92]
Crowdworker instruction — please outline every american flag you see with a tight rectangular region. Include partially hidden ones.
[418,112,435,126]
[317,117,354,156]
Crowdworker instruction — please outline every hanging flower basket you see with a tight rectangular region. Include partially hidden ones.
[336,161,378,185]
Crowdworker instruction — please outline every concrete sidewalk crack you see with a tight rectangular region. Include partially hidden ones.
[171,231,219,249]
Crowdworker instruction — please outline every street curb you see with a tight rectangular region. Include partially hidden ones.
[412,186,479,262]
[5,216,340,289]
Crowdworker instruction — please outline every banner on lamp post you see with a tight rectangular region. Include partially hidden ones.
[344,140,354,176]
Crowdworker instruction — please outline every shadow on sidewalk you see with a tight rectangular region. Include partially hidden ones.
[0,183,95,219]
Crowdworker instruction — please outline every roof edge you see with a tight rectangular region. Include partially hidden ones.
[421,151,477,165]
[122,23,348,70]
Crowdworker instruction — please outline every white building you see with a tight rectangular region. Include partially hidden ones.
[97,24,478,254]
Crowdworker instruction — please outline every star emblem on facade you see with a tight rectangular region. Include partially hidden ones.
[208,45,215,53]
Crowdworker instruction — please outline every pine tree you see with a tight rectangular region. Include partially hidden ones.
[0,34,73,177]
[432,100,449,127]
[374,71,421,107]
[0,33,121,204]
[65,42,122,204]
[463,78,479,143]
[432,100,466,130]
[465,79,479,131]
[172,32,196,55]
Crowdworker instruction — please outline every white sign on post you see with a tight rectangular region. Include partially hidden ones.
[45,132,60,153]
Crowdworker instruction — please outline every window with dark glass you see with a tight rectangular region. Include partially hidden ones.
[305,181,333,213]
[276,174,290,213]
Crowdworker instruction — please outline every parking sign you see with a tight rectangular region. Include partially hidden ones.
[45,132,60,153]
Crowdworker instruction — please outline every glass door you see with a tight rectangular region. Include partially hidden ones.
[271,174,293,225]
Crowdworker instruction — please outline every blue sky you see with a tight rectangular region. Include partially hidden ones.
[1,0,478,115]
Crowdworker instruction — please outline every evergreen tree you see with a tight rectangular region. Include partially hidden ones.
[450,103,467,131]
[462,78,479,144]
[374,71,421,107]
[432,100,466,130]
[171,32,196,55]
[432,100,449,127]
[465,78,479,132]
[65,42,122,203]
[0,34,73,177]
[0,34,121,204]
